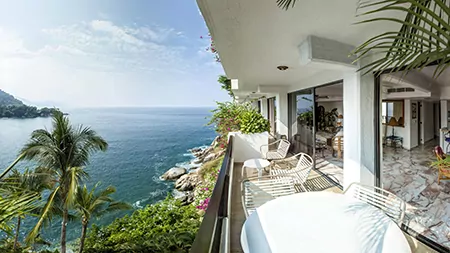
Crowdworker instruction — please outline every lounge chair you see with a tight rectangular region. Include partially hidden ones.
[270,153,313,191]
[260,139,290,160]
[242,174,295,217]
[344,182,406,226]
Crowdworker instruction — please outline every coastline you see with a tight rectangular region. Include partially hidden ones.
[161,136,224,206]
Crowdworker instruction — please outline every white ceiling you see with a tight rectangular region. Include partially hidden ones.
[198,0,406,91]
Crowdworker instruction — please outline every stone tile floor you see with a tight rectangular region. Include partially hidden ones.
[383,140,450,248]
[312,141,449,248]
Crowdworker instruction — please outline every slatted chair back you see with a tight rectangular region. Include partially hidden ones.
[277,139,290,158]
[295,153,314,184]
[344,183,406,226]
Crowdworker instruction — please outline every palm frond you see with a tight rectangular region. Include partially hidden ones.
[25,186,60,243]
[0,153,25,180]
[353,0,450,77]
[276,0,297,10]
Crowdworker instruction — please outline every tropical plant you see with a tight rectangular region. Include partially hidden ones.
[18,111,108,253]
[83,197,201,253]
[352,0,450,77]
[239,110,270,134]
[1,168,54,250]
[218,75,234,99]
[208,101,270,147]
[74,184,132,253]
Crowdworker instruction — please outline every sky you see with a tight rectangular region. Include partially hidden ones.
[0,0,229,108]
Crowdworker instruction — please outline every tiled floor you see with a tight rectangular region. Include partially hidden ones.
[383,140,450,248]
[313,141,449,249]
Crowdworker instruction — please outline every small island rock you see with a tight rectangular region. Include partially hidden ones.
[161,167,187,180]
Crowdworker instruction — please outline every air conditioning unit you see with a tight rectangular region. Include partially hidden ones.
[387,87,415,93]
[298,35,357,70]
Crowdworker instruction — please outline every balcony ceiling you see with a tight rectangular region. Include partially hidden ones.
[198,0,405,92]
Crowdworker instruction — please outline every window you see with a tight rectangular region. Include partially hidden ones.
[382,100,404,127]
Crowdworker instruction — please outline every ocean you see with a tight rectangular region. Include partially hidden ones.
[0,107,216,244]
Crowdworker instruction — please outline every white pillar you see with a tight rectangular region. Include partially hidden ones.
[440,100,448,148]
[343,72,376,189]
[260,98,269,119]
[276,91,289,137]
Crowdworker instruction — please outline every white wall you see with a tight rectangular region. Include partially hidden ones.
[343,72,376,189]
[422,101,434,143]
[228,132,269,163]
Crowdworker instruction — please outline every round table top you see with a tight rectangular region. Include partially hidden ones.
[243,158,271,169]
[241,191,411,253]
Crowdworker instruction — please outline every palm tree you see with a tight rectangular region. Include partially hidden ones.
[277,0,450,78]
[19,111,108,253]
[1,168,54,250]
[74,184,131,253]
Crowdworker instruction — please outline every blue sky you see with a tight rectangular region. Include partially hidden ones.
[0,0,229,107]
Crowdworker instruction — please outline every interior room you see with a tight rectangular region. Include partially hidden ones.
[380,66,450,247]
[288,82,344,185]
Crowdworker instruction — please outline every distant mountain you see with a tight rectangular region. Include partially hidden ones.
[0,89,60,118]
[0,89,24,106]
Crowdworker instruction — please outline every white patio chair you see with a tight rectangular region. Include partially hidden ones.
[260,139,290,160]
[270,153,313,191]
[242,175,295,217]
[343,182,406,226]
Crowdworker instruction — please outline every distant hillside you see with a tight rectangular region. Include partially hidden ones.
[0,89,24,106]
[0,89,60,118]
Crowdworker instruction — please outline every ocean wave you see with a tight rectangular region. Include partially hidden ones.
[132,199,145,209]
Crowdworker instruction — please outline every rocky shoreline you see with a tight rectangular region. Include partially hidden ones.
[161,136,224,205]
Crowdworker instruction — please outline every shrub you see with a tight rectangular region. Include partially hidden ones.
[194,157,223,211]
[83,197,201,253]
[208,101,270,148]
[239,110,270,134]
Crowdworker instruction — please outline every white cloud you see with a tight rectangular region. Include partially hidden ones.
[0,20,226,107]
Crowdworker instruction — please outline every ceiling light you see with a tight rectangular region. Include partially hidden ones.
[277,65,289,71]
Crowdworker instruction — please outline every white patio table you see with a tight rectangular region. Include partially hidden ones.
[241,191,411,253]
[243,158,271,178]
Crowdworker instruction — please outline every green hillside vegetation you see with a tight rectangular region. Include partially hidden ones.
[0,89,24,106]
[0,90,60,118]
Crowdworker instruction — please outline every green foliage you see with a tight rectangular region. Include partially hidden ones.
[83,197,201,253]
[0,89,60,118]
[19,111,108,253]
[208,101,269,147]
[194,157,223,211]
[298,108,313,127]
[0,105,60,119]
[239,110,270,134]
[218,75,234,99]
[351,0,450,77]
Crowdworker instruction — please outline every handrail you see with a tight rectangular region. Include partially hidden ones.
[191,135,233,253]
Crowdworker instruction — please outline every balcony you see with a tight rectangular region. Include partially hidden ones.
[191,136,444,253]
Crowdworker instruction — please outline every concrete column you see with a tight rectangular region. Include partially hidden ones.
[343,72,376,189]
[276,91,289,137]
[260,98,269,119]
[440,100,448,148]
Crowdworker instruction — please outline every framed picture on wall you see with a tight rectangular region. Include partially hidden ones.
[412,103,417,119]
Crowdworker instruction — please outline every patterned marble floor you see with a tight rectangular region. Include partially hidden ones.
[313,141,449,248]
[383,140,450,248]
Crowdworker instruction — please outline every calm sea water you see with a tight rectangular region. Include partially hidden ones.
[0,107,216,244]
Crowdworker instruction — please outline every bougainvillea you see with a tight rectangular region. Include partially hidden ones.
[200,34,220,62]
